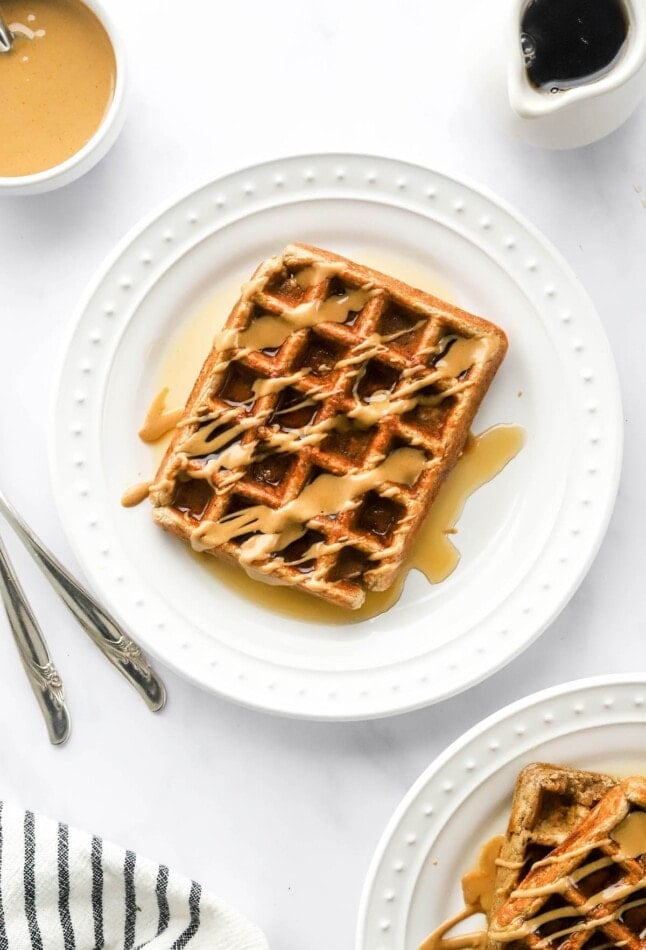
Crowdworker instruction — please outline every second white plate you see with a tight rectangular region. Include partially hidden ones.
[357,675,646,950]
[51,154,622,719]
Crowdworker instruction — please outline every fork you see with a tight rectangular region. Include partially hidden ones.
[0,487,166,740]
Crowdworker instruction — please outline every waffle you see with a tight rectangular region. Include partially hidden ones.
[489,763,619,935]
[150,244,508,608]
[489,770,646,950]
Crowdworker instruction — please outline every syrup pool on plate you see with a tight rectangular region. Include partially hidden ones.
[0,0,116,177]
[139,254,524,624]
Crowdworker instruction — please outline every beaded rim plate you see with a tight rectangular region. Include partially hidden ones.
[50,154,622,720]
[356,675,646,949]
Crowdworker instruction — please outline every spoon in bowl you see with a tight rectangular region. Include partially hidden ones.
[0,8,14,52]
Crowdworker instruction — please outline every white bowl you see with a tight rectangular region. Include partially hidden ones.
[0,0,126,196]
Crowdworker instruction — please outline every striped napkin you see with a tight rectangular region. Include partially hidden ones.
[0,802,268,949]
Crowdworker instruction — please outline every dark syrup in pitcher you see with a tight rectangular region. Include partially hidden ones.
[521,0,628,92]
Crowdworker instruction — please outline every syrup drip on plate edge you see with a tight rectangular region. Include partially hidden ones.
[419,804,646,950]
[125,386,524,624]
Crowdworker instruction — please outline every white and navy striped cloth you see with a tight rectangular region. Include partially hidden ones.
[0,802,268,950]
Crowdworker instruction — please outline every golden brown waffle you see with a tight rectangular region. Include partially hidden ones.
[489,771,646,950]
[150,244,508,608]
[490,763,619,932]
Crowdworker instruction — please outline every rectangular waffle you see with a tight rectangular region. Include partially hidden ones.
[489,769,646,950]
[149,244,508,608]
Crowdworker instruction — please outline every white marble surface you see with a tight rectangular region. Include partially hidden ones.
[1,2,645,948]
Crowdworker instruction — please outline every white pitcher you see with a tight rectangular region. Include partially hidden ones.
[506,0,646,147]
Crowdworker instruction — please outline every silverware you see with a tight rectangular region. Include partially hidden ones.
[0,533,70,744]
[0,489,166,714]
[0,8,14,53]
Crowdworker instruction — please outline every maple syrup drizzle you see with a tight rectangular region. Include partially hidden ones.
[186,424,524,623]
[419,801,646,950]
[488,802,646,945]
[419,835,504,950]
[177,333,486,463]
[126,251,522,621]
[190,447,426,563]
[419,834,646,950]
[154,252,500,586]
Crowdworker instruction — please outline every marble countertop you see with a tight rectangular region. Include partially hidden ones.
[1,2,645,948]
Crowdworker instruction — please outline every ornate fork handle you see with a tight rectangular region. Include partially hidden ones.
[0,535,70,744]
[0,491,166,712]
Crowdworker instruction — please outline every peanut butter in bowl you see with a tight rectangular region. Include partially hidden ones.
[0,0,125,193]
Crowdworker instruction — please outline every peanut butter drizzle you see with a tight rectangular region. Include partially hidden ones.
[419,835,504,950]
[346,335,483,428]
[252,369,311,396]
[186,424,523,622]
[489,810,646,946]
[509,856,615,900]
[293,261,347,288]
[138,388,184,443]
[189,447,426,559]
[611,810,646,858]
[529,900,646,949]
[436,336,485,376]
[121,480,153,508]
[234,285,376,352]
[0,0,116,177]
[531,839,612,869]
[348,375,464,427]
[166,260,489,482]
[420,814,646,950]
[494,888,646,946]
[180,409,269,458]
[132,258,523,620]
[180,329,484,472]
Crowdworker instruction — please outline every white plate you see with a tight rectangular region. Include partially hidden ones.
[51,154,622,720]
[357,675,646,950]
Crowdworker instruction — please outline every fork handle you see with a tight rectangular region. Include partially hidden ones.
[0,536,70,745]
[0,498,166,712]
